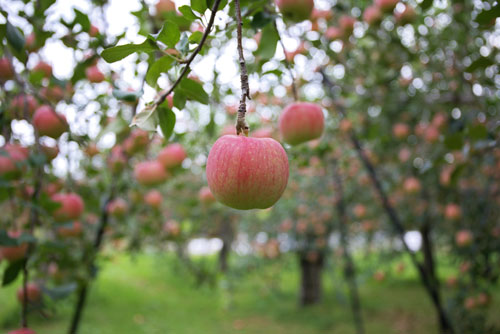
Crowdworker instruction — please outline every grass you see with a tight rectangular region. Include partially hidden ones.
[1,252,499,334]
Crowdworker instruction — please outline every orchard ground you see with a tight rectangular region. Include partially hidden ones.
[2,253,499,334]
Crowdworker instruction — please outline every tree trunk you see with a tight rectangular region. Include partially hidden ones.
[218,219,234,273]
[299,254,324,306]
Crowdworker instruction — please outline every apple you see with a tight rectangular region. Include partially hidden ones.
[25,33,39,53]
[32,105,68,139]
[0,231,28,262]
[17,282,41,303]
[325,26,343,40]
[275,0,314,22]
[395,4,416,25]
[353,204,367,218]
[41,144,59,161]
[167,94,174,109]
[10,94,38,119]
[375,0,399,12]
[311,9,333,21]
[444,203,461,220]
[363,5,383,25]
[0,57,14,81]
[403,177,421,194]
[8,328,36,334]
[198,186,216,205]
[392,123,410,139]
[456,230,473,247]
[145,190,162,209]
[108,146,127,173]
[374,270,386,281]
[33,61,52,78]
[0,144,29,178]
[85,65,105,83]
[89,24,99,37]
[163,220,180,237]
[85,143,100,157]
[279,102,324,145]
[155,0,175,15]
[424,126,440,143]
[57,221,83,237]
[134,161,168,186]
[40,85,64,102]
[51,193,85,222]
[157,143,186,169]
[464,296,476,310]
[123,129,149,155]
[339,15,356,35]
[206,135,289,210]
[107,198,128,217]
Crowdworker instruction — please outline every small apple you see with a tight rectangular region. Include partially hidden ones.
[275,0,314,22]
[395,5,416,25]
[57,221,83,238]
[198,186,216,205]
[0,231,28,262]
[107,198,128,217]
[32,105,68,139]
[10,94,38,119]
[375,0,399,12]
[41,144,59,162]
[339,15,356,35]
[157,143,186,169]
[163,220,180,237]
[89,24,99,37]
[456,230,473,247]
[0,57,14,81]
[52,193,85,222]
[363,5,383,25]
[444,203,461,220]
[8,328,36,334]
[403,177,421,194]
[145,190,162,209]
[279,102,324,145]
[0,144,29,178]
[325,27,344,40]
[155,0,176,16]
[33,61,52,78]
[206,135,289,210]
[134,161,169,186]
[17,282,41,303]
[85,65,105,83]
[392,123,410,139]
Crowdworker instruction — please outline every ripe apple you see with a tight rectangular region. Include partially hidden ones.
[375,0,399,12]
[52,193,85,222]
[40,85,64,102]
[353,204,367,218]
[198,186,216,205]
[0,57,14,81]
[41,144,59,162]
[325,26,343,40]
[33,61,52,78]
[403,177,421,194]
[25,33,39,53]
[339,15,356,35]
[163,220,181,237]
[57,221,83,238]
[456,230,473,247]
[363,5,383,25]
[392,123,410,139]
[8,328,36,334]
[155,0,175,15]
[85,143,100,157]
[167,94,174,109]
[145,190,162,209]
[276,0,314,22]
[206,135,289,210]
[0,231,28,262]
[10,94,38,119]
[157,143,186,169]
[134,161,168,186]
[89,24,99,37]
[107,198,128,217]
[123,129,149,155]
[395,5,416,25]
[85,65,105,83]
[108,146,127,173]
[279,102,324,145]
[444,203,461,220]
[32,105,68,139]
[17,282,41,303]
[0,144,29,178]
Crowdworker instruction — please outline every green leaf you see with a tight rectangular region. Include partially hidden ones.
[35,0,56,15]
[131,105,159,131]
[251,11,274,30]
[178,78,209,104]
[466,57,494,72]
[146,56,175,88]
[101,39,159,63]
[420,0,433,10]
[191,0,207,13]
[173,91,187,109]
[468,124,487,140]
[207,0,228,10]
[2,259,26,286]
[157,21,180,48]
[189,31,204,44]
[6,21,25,52]
[475,5,500,25]
[74,8,91,32]
[179,5,200,21]
[255,23,279,60]
[158,107,176,139]
[444,133,464,150]
[112,89,142,102]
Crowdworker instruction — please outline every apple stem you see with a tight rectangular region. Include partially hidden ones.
[235,0,250,136]
[274,20,298,101]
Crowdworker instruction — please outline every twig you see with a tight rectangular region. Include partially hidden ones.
[234,0,250,136]
[151,0,223,110]
[273,20,298,101]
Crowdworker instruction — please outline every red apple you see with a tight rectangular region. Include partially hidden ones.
[0,231,28,262]
[89,24,99,37]
[57,221,83,238]
[393,123,410,139]
[33,61,52,78]
[134,161,168,186]
[17,283,41,303]
[32,105,68,139]
[325,26,344,40]
[163,220,180,237]
[363,5,383,25]
[444,203,461,220]
[279,102,324,145]
[40,85,65,102]
[123,129,149,155]
[0,57,14,81]
[10,94,38,119]
[0,144,29,178]
[275,0,314,22]
[353,204,367,218]
[198,186,216,205]
[157,143,186,169]
[52,193,85,222]
[25,33,39,53]
[456,230,473,247]
[85,143,100,157]
[41,144,59,161]
[155,0,175,15]
[395,5,416,25]
[375,0,399,12]
[403,177,421,194]
[85,65,105,83]
[145,190,162,208]
[107,198,128,217]
[339,15,356,35]
[8,328,36,334]
[206,135,289,210]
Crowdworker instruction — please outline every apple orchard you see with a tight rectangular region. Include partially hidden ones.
[0,0,499,333]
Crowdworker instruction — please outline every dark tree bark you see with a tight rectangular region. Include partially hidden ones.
[218,221,233,273]
[299,254,324,306]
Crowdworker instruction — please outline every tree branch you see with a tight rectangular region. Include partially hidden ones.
[235,0,250,136]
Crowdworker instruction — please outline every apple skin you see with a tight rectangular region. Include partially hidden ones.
[85,65,105,83]
[0,57,14,81]
[134,161,169,186]
[52,193,85,222]
[198,186,216,205]
[0,144,29,178]
[276,0,314,22]
[375,0,399,12]
[145,190,162,208]
[155,0,176,15]
[157,143,186,169]
[456,230,473,247]
[89,24,99,37]
[10,94,38,119]
[17,282,41,303]
[107,198,128,217]
[33,61,52,78]
[41,144,59,161]
[32,105,68,139]
[8,328,37,334]
[279,102,324,145]
[206,135,289,210]
[363,5,383,25]
[0,231,28,262]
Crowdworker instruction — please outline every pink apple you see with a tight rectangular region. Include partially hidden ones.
[456,230,473,247]
[8,328,36,334]
[0,144,29,178]
[375,0,399,12]
[198,186,216,205]
[32,105,68,139]
[0,57,14,81]
[206,135,289,210]
[392,123,410,139]
[279,102,324,145]
[33,61,52,78]
[395,4,416,25]
[107,198,128,217]
[52,193,85,222]
[89,24,99,37]
[276,0,314,22]
[145,190,162,208]
[85,65,105,83]
[444,203,461,220]
[10,94,38,118]
[17,282,41,303]
[155,0,175,15]
[0,231,28,262]
[157,143,186,169]
[339,15,356,35]
[403,177,421,194]
[57,221,83,238]
[325,27,344,40]
[134,161,168,186]
[363,5,383,25]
